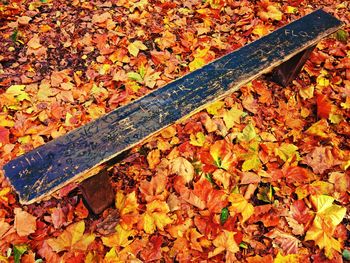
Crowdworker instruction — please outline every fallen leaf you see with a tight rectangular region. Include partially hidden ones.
[305,195,346,258]
[170,157,194,183]
[228,193,254,223]
[208,230,239,258]
[27,34,42,49]
[47,221,95,252]
[142,200,173,234]
[14,208,37,237]
[102,224,136,248]
[303,146,341,174]
[128,40,147,57]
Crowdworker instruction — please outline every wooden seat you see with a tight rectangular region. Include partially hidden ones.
[3,9,342,214]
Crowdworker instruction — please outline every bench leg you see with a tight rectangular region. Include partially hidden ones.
[269,45,316,87]
[79,170,115,214]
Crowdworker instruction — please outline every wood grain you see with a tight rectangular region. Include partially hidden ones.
[3,9,342,204]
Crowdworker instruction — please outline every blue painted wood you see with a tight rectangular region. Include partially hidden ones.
[3,9,342,204]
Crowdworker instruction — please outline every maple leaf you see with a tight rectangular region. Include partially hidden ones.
[305,119,329,139]
[147,149,161,170]
[316,93,332,119]
[305,195,346,258]
[170,157,194,183]
[266,229,300,254]
[115,191,139,229]
[303,146,341,174]
[102,224,137,248]
[47,221,95,252]
[210,140,236,170]
[190,131,206,147]
[142,200,173,234]
[258,0,283,21]
[208,230,239,258]
[14,208,37,237]
[228,193,254,223]
[0,127,10,145]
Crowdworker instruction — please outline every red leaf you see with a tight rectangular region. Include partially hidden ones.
[316,94,332,119]
[291,200,313,225]
[140,235,163,262]
[0,127,10,145]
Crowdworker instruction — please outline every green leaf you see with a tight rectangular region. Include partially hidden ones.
[11,29,18,42]
[336,29,348,43]
[343,249,350,260]
[220,207,229,224]
[205,173,214,185]
[13,245,28,263]
[257,185,274,203]
[239,242,248,249]
[127,72,143,83]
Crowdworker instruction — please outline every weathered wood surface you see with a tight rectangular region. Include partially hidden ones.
[3,9,342,204]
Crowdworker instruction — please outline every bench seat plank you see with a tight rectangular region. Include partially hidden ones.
[3,9,342,204]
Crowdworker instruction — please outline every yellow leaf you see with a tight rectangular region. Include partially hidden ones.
[6,85,30,102]
[142,200,173,234]
[306,119,329,138]
[99,64,111,75]
[190,132,206,147]
[275,143,299,162]
[317,75,330,87]
[47,221,95,252]
[206,101,225,115]
[189,57,205,71]
[128,40,147,57]
[101,225,136,248]
[223,107,243,128]
[285,6,298,14]
[228,193,254,223]
[0,116,15,128]
[252,24,272,37]
[299,85,314,99]
[310,195,345,226]
[115,191,138,216]
[208,230,239,258]
[305,195,346,258]
[147,149,160,169]
[87,104,106,119]
[242,154,261,172]
[274,252,303,263]
[0,187,11,203]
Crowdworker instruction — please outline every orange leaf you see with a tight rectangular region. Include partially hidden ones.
[47,221,95,252]
[316,94,332,119]
[27,34,42,49]
[0,127,10,145]
[208,230,239,258]
[147,149,161,169]
[14,208,37,237]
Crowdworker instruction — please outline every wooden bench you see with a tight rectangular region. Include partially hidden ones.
[3,9,342,214]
